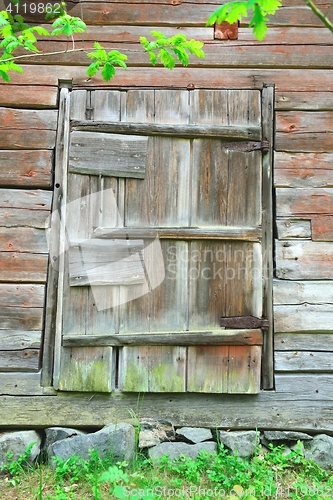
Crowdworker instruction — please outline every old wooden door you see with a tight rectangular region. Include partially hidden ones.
[46,87,273,394]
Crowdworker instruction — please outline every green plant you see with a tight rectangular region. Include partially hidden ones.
[1,442,36,476]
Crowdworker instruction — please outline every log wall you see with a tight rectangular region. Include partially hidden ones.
[0,0,333,428]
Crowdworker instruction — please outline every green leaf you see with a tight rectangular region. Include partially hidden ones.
[101,62,116,81]
[0,69,10,82]
[159,48,175,69]
[150,30,166,39]
[250,4,268,40]
[173,46,189,66]
[31,26,50,36]
[86,61,100,77]
[149,51,157,66]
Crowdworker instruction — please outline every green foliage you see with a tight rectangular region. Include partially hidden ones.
[51,14,86,37]
[86,42,128,81]
[207,0,282,40]
[0,442,36,477]
[140,31,205,70]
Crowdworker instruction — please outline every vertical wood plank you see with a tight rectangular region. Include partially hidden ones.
[228,345,261,394]
[187,346,229,393]
[148,346,186,392]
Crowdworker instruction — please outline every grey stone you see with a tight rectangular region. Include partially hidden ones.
[304,434,333,471]
[263,431,313,442]
[0,430,41,471]
[176,427,213,444]
[149,441,217,461]
[44,427,86,455]
[219,431,259,457]
[47,423,136,466]
[139,418,175,448]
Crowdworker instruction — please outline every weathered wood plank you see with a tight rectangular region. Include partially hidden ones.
[0,308,43,331]
[273,279,333,305]
[228,345,261,394]
[187,346,229,393]
[0,252,48,282]
[276,112,333,152]
[0,208,50,228]
[0,349,39,372]
[69,131,148,178]
[275,240,333,280]
[276,188,333,215]
[0,86,58,109]
[275,304,333,333]
[0,227,48,253]
[275,351,333,372]
[275,374,333,400]
[0,284,45,307]
[0,150,53,188]
[0,189,52,210]
[0,109,57,150]
[276,219,311,239]
[0,331,41,350]
[276,92,333,111]
[312,215,333,241]
[275,333,333,352]
[63,330,263,347]
[94,226,262,241]
[275,152,333,188]
[0,372,43,396]
[72,121,262,141]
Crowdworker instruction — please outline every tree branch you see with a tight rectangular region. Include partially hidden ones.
[0,47,86,64]
[303,0,333,34]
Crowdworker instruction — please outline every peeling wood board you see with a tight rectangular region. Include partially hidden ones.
[0,331,41,350]
[0,86,58,109]
[0,150,53,188]
[0,349,40,372]
[275,333,333,352]
[275,240,333,280]
[0,252,48,282]
[274,304,333,333]
[274,152,333,188]
[273,279,333,304]
[276,188,333,215]
[0,372,43,396]
[69,131,148,178]
[275,351,333,372]
[276,219,311,239]
[0,208,50,229]
[276,112,333,152]
[312,215,333,241]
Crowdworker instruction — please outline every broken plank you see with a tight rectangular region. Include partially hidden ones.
[276,219,311,239]
[274,304,333,333]
[0,150,53,188]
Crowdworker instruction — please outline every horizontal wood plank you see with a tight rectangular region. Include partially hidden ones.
[0,208,50,229]
[273,279,333,305]
[72,121,262,141]
[276,219,311,239]
[275,240,333,280]
[0,284,45,307]
[0,331,41,350]
[276,112,333,152]
[275,351,333,372]
[0,372,43,395]
[0,308,43,331]
[312,215,333,241]
[63,330,264,347]
[275,92,333,111]
[0,189,52,210]
[275,374,333,400]
[94,226,262,240]
[0,252,48,282]
[274,304,333,333]
[274,152,333,188]
[0,227,48,253]
[0,86,58,109]
[0,349,40,372]
[276,188,333,215]
[0,150,53,188]
[275,333,333,352]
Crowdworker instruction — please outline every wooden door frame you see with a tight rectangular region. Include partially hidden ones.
[41,84,275,391]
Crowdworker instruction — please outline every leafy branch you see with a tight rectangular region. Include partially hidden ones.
[86,42,128,82]
[140,31,205,70]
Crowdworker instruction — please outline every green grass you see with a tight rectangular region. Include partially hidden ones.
[1,440,333,499]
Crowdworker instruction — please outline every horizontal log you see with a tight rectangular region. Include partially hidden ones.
[0,252,48,283]
[0,208,50,229]
[0,227,48,253]
[275,374,333,400]
[0,349,39,372]
[275,92,333,111]
[0,150,53,188]
[72,121,262,141]
[273,279,333,304]
[6,67,333,93]
[0,331,41,350]
[274,304,333,333]
[0,86,58,109]
[63,330,263,347]
[276,188,333,215]
[274,152,333,188]
[0,308,43,331]
[275,333,333,352]
[276,219,311,239]
[312,215,333,241]
[276,112,333,152]
[275,350,333,372]
[0,372,43,396]
[94,226,262,241]
[0,284,45,307]
[0,189,52,210]
[275,240,333,280]
[0,129,56,150]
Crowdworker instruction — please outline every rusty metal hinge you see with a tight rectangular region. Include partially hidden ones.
[220,315,269,330]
